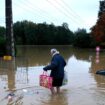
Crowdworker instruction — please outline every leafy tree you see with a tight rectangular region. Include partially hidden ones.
[0,26,6,56]
[13,21,74,45]
[90,0,105,47]
[91,13,105,43]
[0,26,5,37]
[73,28,91,48]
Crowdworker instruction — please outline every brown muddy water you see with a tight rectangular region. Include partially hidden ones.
[0,45,105,105]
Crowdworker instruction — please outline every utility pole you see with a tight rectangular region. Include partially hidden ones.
[5,0,15,57]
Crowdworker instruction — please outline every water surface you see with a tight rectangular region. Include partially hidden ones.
[0,45,105,105]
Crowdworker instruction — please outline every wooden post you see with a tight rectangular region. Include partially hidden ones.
[5,0,15,57]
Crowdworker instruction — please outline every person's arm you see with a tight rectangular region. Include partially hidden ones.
[43,57,58,71]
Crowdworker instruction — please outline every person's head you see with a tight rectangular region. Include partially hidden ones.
[50,48,59,56]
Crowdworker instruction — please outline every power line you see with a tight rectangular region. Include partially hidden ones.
[13,0,61,24]
[46,0,82,27]
[13,1,47,22]
[56,0,87,25]
[13,0,83,28]
[26,0,65,23]
[25,0,60,22]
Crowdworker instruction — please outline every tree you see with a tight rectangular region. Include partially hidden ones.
[0,26,6,37]
[91,13,105,43]
[91,0,105,47]
[73,28,91,48]
[13,20,74,45]
[0,26,6,56]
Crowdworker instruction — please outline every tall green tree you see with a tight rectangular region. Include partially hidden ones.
[73,28,91,48]
[13,21,74,45]
[0,26,6,56]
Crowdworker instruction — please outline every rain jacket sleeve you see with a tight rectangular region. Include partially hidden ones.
[43,57,58,71]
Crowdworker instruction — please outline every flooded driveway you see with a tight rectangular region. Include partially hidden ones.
[0,45,105,105]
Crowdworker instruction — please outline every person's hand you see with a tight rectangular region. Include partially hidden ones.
[43,67,47,71]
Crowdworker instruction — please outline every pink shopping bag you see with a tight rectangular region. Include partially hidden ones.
[40,71,53,89]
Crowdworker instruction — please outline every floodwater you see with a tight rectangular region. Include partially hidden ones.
[0,45,105,105]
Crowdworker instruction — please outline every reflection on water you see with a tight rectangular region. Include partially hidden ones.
[0,45,105,105]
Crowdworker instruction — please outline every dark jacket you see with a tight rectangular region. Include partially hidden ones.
[43,54,66,79]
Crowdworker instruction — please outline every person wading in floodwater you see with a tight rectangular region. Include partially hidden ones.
[43,48,66,94]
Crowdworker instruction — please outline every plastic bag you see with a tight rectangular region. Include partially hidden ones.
[62,71,68,85]
[39,71,53,89]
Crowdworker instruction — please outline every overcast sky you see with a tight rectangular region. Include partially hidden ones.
[0,0,100,32]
